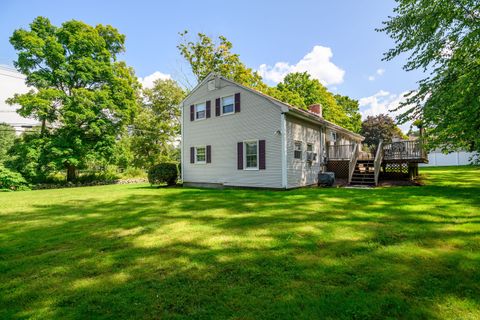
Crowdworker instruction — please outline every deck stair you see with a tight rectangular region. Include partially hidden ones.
[350,159,375,186]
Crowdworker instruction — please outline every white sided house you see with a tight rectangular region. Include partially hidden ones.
[180,73,363,189]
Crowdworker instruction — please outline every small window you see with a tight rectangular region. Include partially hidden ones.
[222,95,234,115]
[196,146,206,163]
[307,143,313,152]
[245,141,258,169]
[294,141,302,159]
[195,103,206,120]
[331,132,337,142]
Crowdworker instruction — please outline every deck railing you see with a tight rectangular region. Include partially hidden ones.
[327,144,356,160]
[348,143,360,184]
[383,140,427,161]
[374,140,384,186]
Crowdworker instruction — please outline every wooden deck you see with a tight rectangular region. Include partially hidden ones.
[382,140,428,163]
[326,140,428,185]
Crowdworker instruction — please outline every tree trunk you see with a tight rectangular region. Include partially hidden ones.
[66,165,77,182]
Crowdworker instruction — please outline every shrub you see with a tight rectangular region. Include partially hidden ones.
[0,165,29,191]
[121,167,147,179]
[148,163,178,186]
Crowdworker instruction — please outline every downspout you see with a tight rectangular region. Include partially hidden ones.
[281,113,287,189]
[180,103,184,182]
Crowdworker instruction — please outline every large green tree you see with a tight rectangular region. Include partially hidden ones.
[0,123,16,164]
[272,72,359,130]
[131,79,185,169]
[334,94,362,133]
[378,0,480,156]
[7,17,139,181]
[178,31,267,90]
[360,114,407,147]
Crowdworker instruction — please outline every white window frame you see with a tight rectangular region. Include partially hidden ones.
[195,103,206,120]
[294,140,303,160]
[331,132,337,142]
[244,140,259,170]
[221,94,235,116]
[195,146,206,164]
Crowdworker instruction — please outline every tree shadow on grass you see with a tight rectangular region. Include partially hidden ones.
[0,172,479,319]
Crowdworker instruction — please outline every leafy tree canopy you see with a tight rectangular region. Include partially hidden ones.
[271,72,361,132]
[7,16,139,181]
[360,114,407,147]
[178,31,267,91]
[131,79,185,169]
[0,123,16,164]
[378,0,480,154]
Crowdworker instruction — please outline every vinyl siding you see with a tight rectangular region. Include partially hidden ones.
[182,77,283,188]
[286,115,322,188]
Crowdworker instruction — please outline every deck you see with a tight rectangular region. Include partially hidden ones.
[326,140,428,185]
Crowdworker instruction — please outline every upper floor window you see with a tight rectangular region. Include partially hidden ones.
[222,95,234,115]
[306,143,313,152]
[195,103,206,120]
[196,146,206,163]
[245,141,258,169]
[294,141,302,159]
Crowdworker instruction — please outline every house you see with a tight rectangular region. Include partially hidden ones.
[180,73,363,189]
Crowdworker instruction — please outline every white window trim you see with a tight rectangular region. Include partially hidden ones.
[220,94,235,116]
[244,139,259,170]
[294,140,303,160]
[195,103,206,121]
[195,145,207,164]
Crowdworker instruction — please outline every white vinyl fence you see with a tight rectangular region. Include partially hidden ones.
[420,151,477,167]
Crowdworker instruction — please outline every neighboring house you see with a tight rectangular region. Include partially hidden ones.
[0,65,38,134]
[180,73,363,189]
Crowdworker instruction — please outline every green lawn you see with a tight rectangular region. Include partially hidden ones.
[1,166,479,319]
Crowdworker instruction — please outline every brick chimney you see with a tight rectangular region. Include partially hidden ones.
[308,104,322,117]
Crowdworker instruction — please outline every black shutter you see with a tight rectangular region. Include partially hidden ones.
[259,140,266,170]
[206,100,211,118]
[234,93,241,113]
[190,147,195,163]
[237,142,243,170]
[190,105,194,121]
[215,98,221,116]
[206,145,211,163]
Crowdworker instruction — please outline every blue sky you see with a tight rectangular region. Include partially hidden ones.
[0,0,424,130]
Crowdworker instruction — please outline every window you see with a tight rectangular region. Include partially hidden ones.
[306,143,317,162]
[331,132,337,142]
[294,141,302,159]
[196,146,206,163]
[245,141,258,169]
[195,103,206,120]
[222,95,234,115]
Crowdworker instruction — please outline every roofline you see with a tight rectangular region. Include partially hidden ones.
[182,73,364,141]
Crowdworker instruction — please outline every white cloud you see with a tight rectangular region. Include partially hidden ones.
[359,90,413,132]
[257,45,345,86]
[138,71,171,89]
[367,68,385,81]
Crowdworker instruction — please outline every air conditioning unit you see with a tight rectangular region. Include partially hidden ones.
[306,152,317,162]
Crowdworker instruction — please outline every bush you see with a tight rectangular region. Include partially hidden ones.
[148,163,178,186]
[121,167,147,179]
[0,165,29,191]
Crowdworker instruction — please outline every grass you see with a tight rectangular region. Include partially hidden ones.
[0,166,479,319]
